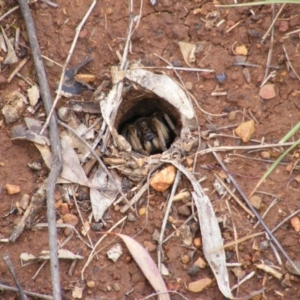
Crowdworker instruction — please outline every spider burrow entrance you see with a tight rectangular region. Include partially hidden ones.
[116,96,182,155]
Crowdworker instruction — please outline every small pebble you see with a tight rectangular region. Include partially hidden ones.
[139,207,146,216]
[5,184,20,195]
[249,195,262,210]
[87,280,95,288]
[235,45,248,56]
[235,120,256,143]
[216,72,227,83]
[127,213,137,222]
[194,257,206,268]
[177,204,191,216]
[187,265,200,276]
[143,241,157,252]
[260,151,270,159]
[193,237,202,248]
[259,84,277,100]
[62,213,79,226]
[181,254,190,264]
[60,203,69,215]
[290,216,300,232]
[188,278,212,293]
[113,283,120,292]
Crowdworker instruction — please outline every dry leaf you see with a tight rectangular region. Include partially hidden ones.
[1,26,18,64]
[115,233,170,300]
[161,159,232,299]
[179,41,196,67]
[27,85,40,106]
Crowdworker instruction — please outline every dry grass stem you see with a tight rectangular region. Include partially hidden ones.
[215,173,255,218]
[81,216,127,279]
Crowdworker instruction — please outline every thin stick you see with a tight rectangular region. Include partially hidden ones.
[0,282,52,300]
[7,57,29,83]
[0,0,37,22]
[17,1,63,299]
[40,0,97,134]
[142,66,215,73]
[261,5,276,85]
[208,143,300,274]
[81,216,127,279]
[261,4,285,44]
[253,198,278,229]
[282,44,300,80]
[215,173,254,218]
[157,170,181,272]
[2,253,27,300]
[58,120,134,212]
[197,141,296,155]
[230,271,255,291]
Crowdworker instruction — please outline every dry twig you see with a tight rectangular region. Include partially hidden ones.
[17,1,63,298]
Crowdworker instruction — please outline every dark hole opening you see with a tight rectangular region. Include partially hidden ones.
[116,97,182,155]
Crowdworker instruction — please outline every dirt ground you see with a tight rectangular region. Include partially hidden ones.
[1,0,300,299]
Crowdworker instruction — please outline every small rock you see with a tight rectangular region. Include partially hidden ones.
[127,213,137,222]
[5,184,20,195]
[193,237,202,248]
[143,241,157,252]
[113,283,120,292]
[259,240,269,251]
[107,243,123,262]
[185,81,193,90]
[138,207,146,216]
[250,195,262,210]
[161,263,169,276]
[290,216,300,232]
[194,257,206,268]
[72,285,84,299]
[181,254,190,264]
[19,194,30,210]
[79,29,88,38]
[228,111,236,121]
[235,45,248,56]
[62,213,79,226]
[114,205,120,211]
[188,278,212,293]
[235,120,256,143]
[177,204,191,216]
[259,84,277,100]
[187,265,200,276]
[152,229,160,242]
[60,203,69,215]
[2,105,20,123]
[150,165,176,192]
[64,227,73,236]
[278,20,289,32]
[87,280,95,288]
[186,157,193,167]
[216,72,227,83]
[260,151,270,159]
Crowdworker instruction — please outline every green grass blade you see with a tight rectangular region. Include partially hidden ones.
[250,138,300,196]
[280,121,300,143]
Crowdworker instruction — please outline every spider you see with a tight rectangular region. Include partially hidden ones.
[121,112,175,155]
